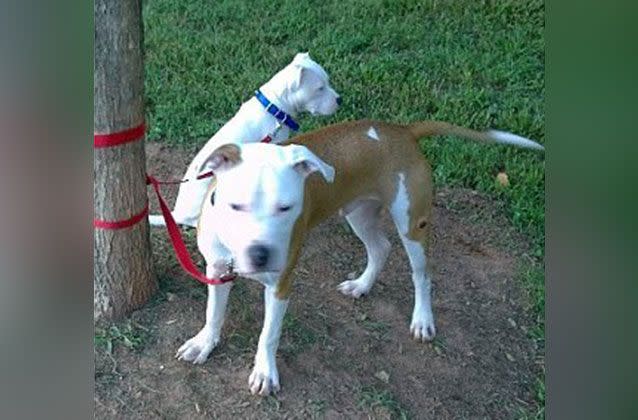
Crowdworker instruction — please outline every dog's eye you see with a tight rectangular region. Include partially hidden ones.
[230,203,248,212]
[278,204,293,213]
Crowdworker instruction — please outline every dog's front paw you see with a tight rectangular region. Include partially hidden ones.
[337,278,373,298]
[249,358,280,396]
[410,308,436,342]
[175,329,219,364]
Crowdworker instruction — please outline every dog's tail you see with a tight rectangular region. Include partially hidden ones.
[407,121,544,151]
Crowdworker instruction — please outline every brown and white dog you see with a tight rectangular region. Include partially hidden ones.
[175,120,544,395]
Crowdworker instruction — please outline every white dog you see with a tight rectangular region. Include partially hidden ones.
[149,52,341,228]
[175,119,543,395]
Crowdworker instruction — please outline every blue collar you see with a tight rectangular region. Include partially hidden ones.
[254,90,300,131]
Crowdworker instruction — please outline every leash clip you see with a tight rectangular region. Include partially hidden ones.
[223,259,235,279]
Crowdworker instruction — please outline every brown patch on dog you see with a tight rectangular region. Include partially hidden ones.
[282,120,428,227]
[198,143,242,173]
[272,119,499,296]
[274,225,304,299]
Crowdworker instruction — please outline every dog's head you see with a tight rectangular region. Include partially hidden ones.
[199,142,334,275]
[270,52,341,116]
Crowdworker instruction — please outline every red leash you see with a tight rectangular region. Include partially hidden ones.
[146,175,236,285]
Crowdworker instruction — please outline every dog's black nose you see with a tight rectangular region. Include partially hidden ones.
[248,244,270,269]
[336,96,343,106]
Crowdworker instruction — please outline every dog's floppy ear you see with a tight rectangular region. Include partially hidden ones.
[290,65,306,90]
[286,144,335,183]
[291,52,311,89]
[198,143,242,174]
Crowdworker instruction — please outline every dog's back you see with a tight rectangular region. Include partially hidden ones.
[284,120,431,230]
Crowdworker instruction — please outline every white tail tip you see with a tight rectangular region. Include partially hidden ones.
[487,130,544,151]
[149,215,167,227]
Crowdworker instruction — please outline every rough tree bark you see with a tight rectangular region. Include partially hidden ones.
[94,0,155,322]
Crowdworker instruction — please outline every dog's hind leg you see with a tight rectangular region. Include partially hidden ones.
[338,200,391,298]
[389,172,436,341]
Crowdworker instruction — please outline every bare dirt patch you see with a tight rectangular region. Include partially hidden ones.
[95,143,542,418]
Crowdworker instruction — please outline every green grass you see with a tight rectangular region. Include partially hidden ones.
[359,386,410,419]
[360,317,392,340]
[520,263,545,418]
[521,265,545,345]
[143,0,544,415]
[95,321,147,353]
[281,313,318,355]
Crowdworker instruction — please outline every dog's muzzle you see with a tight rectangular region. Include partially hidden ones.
[247,244,270,270]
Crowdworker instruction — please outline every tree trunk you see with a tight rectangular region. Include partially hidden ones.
[94,0,155,322]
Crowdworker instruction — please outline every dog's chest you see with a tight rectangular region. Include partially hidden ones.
[245,272,279,287]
